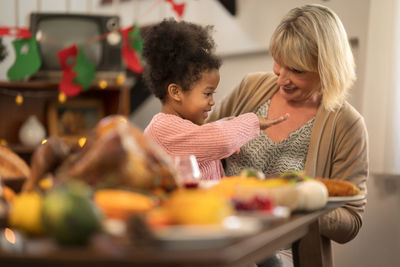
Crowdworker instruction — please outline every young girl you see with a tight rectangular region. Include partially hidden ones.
[142,19,287,180]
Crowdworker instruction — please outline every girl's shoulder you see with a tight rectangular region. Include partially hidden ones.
[146,113,195,131]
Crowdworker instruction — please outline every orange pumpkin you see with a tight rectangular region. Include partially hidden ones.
[94,189,154,220]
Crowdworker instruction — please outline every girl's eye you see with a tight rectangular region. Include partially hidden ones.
[204,92,214,97]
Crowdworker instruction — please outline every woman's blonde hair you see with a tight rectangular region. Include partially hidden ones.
[269,4,355,111]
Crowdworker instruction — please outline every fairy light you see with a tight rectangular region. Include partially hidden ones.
[98,80,108,89]
[4,228,16,245]
[0,88,58,107]
[58,92,67,103]
[41,138,47,144]
[78,137,87,148]
[116,74,125,85]
[0,139,8,146]
[15,93,23,105]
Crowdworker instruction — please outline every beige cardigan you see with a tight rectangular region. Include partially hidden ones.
[208,72,369,244]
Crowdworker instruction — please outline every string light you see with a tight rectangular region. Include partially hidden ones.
[98,80,108,89]
[78,137,87,148]
[0,87,59,107]
[0,139,8,146]
[116,74,125,85]
[4,228,16,245]
[58,92,67,103]
[15,93,23,105]
[41,139,47,144]
[0,87,58,98]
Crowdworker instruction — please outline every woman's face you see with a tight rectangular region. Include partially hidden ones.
[179,69,220,125]
[273,61,321,105]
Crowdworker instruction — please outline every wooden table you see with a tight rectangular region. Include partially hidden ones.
[0,203,340,267]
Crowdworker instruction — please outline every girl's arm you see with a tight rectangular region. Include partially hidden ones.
[150,113,259,162]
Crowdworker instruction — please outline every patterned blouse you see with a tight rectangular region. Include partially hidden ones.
[225,99,314,176]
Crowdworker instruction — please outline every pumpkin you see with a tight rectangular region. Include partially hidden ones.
[94,189,154,220]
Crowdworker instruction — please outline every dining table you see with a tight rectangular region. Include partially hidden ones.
[0,202,343,267]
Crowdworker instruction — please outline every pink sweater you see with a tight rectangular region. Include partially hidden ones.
[144,112,260,180]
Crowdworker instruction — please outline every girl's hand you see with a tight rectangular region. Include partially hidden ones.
[258,113,289,130]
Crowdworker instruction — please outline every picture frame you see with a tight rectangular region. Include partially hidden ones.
[47,99,105,142]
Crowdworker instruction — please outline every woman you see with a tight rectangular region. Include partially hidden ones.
[208,4,368,266]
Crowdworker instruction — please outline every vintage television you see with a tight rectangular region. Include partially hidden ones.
[29,12,123,83]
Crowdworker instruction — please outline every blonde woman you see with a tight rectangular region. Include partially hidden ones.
[208,4,368,266]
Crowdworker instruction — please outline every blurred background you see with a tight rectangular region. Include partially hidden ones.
[0,0,399,266]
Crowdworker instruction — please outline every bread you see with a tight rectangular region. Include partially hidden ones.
[315,178,360,197]
[0,146,30,178]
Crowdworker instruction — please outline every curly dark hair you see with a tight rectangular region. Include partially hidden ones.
[142,18,221,102]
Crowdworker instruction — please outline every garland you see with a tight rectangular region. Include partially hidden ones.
[0,0,186,98]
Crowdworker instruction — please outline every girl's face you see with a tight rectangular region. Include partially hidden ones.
[273,61,321,105]
[179,69,220,125]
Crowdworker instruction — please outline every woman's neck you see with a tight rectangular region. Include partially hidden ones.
[275,91,322,110]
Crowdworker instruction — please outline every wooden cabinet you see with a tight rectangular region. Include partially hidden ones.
[0,81,130,162]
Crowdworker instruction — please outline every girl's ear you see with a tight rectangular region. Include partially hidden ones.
[167,83,183,101]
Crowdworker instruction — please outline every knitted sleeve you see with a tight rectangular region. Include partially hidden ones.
[147,113,260,162]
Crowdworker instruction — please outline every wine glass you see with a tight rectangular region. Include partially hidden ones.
[173,155,201,188]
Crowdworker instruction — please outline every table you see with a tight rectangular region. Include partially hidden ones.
[0,203,340,267]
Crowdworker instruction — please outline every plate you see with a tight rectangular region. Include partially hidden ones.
[328,193,366,202]
[237,206,291,224]
[150,215,262,249]
[198,180,220,189]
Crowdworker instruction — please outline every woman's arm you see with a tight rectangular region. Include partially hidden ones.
[319,113,369,243]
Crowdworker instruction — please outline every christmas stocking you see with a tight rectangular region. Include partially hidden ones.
[7,37,41,81]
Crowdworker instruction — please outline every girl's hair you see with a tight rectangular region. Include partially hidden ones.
[142,18,221,102]
[269,4,356,111]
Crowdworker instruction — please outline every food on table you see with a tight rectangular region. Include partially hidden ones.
[233,195,274,212]
[239,168,265,179]
[234,179,299,211]
[209,177,261,198]
[146,207,173,227]
[24,115,177,193]
[2,185,16,204]
[280,171,311,182]
[9,190,44,235]
[23,137,71,192]
[295,180,328,211]
[164,189,233,225]
[0,146,30,178]
[42,180,102,245]
[315,178,361,197]
[94,189,154,220]
[208,176,299,210]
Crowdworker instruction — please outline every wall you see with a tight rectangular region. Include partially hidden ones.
[0,0,369,126]
[333,173,400,267]
[125,0,370,130]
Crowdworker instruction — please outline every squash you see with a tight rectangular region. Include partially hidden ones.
[42,180,101,245]
[94,189,154,220]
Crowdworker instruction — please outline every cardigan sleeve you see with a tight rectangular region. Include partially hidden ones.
[149,113,260,162]
[318,110,369,243]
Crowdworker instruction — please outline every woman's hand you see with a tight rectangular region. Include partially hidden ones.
[258,113,289,130]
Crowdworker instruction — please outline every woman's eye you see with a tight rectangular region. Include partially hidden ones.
[291,68,303,74]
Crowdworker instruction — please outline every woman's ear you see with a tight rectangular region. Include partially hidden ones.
[167,83,183,101]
